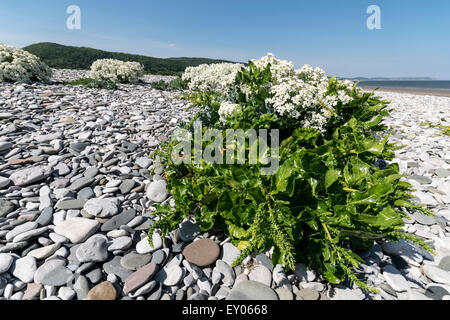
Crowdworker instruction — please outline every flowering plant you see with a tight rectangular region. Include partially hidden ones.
[182,62,244,95]
[150,53,433,292]
[90,59,144,84]
[0,42,52,83]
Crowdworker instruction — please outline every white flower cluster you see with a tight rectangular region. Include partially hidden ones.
[218,101,239,122]
[0,42,52,83]
[90,59,144,84]
[182,63,244,95]
[246,54,357,131]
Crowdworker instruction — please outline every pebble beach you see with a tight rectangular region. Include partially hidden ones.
[0,69,449,301]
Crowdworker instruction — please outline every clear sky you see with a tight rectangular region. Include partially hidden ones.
[1,0,449,79]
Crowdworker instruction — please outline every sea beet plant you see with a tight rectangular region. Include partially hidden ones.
[148,54,434,292]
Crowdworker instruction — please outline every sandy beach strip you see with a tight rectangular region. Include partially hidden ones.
[360,86,450,98]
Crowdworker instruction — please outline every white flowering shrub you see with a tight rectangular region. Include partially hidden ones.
[90,59,144,84]
[182,63,244,95]
[0,42,52,83]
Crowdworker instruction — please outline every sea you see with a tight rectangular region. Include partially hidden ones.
[356,80,450,91]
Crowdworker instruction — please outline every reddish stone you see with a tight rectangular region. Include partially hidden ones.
[182,238,220,267]
[87,281,117,300]
[8,158,33,165]
[123,262,157,294]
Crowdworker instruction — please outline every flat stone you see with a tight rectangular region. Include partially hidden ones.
[35,259,73,286]
[275,287,294,300]
[438,256,450,272]
[255,253,273,271]
[423,264,450,284]
[87,281,117,300]
[103,256,133,282]
[216,260,235,286]
[10,166,52,186]
[101,209,136,232]
[121,252,152,271]
[327,285,365,300]
[36,207,53,226]
[413,211,436,225]
[56,199,86,210]
[84,167,99,179]
[108,236,132,251]
[0,199,14,217]
[296,288,320,300]
[0,141,12,152]
[27,243,60,260]
[54,217,100,243]
[410,175,432,185]
[136,157,152,169]
[10,256,37,283]
[154,263,184,286]
[151,249,167,265]
[86,267,103,284]
[13,226,48,242]
[435,169,450,178]
[69,177,95,191]
[76,237,109,262]
[227,280,279,300]
[124,262,157,294]
[0,241,28,253]
[146,180,168,203]
[0,177,10,189]
[58,286,76,300]
[0,253,14,274]
[6,221,38,242]
[383,264,410,292]
[119,180,135,194]
[73,275,90,300]
[183,238,220,267]
[248,264,272,287]
[179,220,201,242]
[83,198,119,218]
[425,285,450,300]
[23,282,43,300]
[136,233,162,254]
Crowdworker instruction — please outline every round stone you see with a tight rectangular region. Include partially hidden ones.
[76,237,109,263]
[227,280,279,300]
[296,288,320,300]
[87,281,117,300]
[154,264,184,286]
[10,256,37,283]
[146,180,168,203]
[83,198,119,218]
[182,239,220,267]
[248,264,272,287]
[34,259,73,286]
[438,256,450,272]
[123,262,157,294]
[108,236,132,252]
[0,253,14,274]
[383,264,410,292]
[120,252,152,271]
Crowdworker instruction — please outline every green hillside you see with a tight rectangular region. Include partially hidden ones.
[23,42,236,75]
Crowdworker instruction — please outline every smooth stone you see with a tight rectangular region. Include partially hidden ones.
[435,168,450,178]
[34,259,73,286]
[425,285,450,300]
[27,243,60,260]
[83,198,119,218]
[275,287,294,300]
[86,268,103,284]
[123,262,157,294]
[0,241,28,253]
[150,249,167,266]
[76,237,109,262]
[121,252,151,271]
[54,217,100,243]
[423,264,450,284]
[129,280,156,297]
[84,167,99,179]
[227,280,279,300]
[295,288,320,300]
[6,221,38,242]
[136,157,152,169]
[73,275,90,300]
[58,286,76,300]
[327,285,365,300]
[10,166,52,186]
[0,199,14,217]
[119,180,135,194]
[56,199,86,210]
[179,220,201,242]
[35,207,54,226]
[154,263,183,286]
[413,212,436,225]
[101,209,136,232]
[22,282,43,300]
[0,141,12,152]
[383,265,410,292]
[255,253,273,271]
[248,264,272,287]
[13,226,48,243]
[0,177,10,189]
[438,256,450,272]
[87,281,117,300]
[216,260,236,287]
[108,236,132,251]
[136,233,162,254]
[410,175,433,185]
[69,177,95,191]
[10,256,37,283]
[146,180,168,203]
[182,238,220,267]
[102,256,133,282]
[0,253,14,274]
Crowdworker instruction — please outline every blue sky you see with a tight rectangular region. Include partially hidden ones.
[1,0,449,79]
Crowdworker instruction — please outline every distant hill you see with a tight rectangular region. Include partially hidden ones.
[23,42,237,75]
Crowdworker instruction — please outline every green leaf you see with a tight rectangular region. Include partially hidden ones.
[325,169,340,190]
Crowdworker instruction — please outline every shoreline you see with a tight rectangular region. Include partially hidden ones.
[360,86,450,98]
